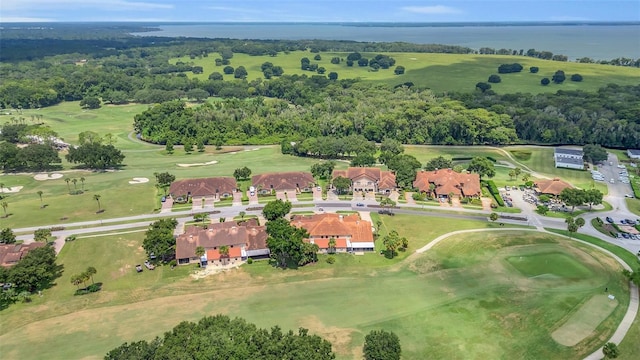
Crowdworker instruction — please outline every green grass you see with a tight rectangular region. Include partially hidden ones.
[543,228,640,360]
[506,146,608,193]
[506,252,593,278]
[0,227,629,360]
[173,52,640,94]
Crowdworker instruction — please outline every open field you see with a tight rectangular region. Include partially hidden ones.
[0,221,630,360]
[173,52,640,94]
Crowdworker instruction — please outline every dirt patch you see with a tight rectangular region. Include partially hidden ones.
[34,173,63,181]
[298,315,360,357]
[551,294,618,346]
[191,263,245,279]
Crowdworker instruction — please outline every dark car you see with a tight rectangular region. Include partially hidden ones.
[621,233,630,239]
[606,217,614,223]
[378,209,395,216]
[356,203,365,207]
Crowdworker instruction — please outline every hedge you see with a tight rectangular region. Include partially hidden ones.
[484,180,505,206]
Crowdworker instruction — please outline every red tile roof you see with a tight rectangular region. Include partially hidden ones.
[535,178,573,196]
[251,172,315,191]
[413,170,481,197]
[206,247,243,261]
[176,220,267,260]
[332,167,397,190]
[169,177,237,198]
[0,242,46,267]
[313,238,348,249]
[292,213,374,247]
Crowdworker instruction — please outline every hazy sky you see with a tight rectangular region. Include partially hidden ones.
[1,0,639,23]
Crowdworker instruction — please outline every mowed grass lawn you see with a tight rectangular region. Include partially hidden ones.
[174,51,640,94]
[505,145,608,193]
[0,218,629,360]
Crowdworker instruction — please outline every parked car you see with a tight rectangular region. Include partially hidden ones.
[161,196,166,202]
[144,261,155,270]
[378,209,395,216]
[606,217,614,223]
[135,264,143,273]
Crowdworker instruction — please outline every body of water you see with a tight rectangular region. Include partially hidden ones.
[133,23,640,60]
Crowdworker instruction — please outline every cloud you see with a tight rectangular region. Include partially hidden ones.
[401,5,461,15]
[1,0,173,11]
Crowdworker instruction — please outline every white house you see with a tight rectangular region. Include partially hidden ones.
[628,149,640,160]
[554,147,584,170]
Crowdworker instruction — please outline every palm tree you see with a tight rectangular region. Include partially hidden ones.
[328,237,336,254]
[71,274,83,290]
[37,190,43,207]
[93,194,102,212]
[195,246,205,266]
[80,177,85,191]
[72,178,78,191]
[85,266,97,284]
[65,178,71,192]
[219,245,230,265]
[1,201,8,217]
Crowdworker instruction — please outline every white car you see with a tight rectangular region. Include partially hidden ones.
[625,194,635,198]
[609,179,615,184]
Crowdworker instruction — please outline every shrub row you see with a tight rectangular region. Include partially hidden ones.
[484,180,505,206]
[630,178,640,198]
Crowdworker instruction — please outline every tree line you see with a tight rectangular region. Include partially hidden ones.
[451,83,640,148]
[133,82,519,147]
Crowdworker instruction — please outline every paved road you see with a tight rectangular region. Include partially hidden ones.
[11,150,640,358]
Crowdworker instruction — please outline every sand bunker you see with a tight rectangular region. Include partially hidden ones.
[0,186,23,193]
[34,173,63,181]
[176,160,218,167]
[128,177,149,185]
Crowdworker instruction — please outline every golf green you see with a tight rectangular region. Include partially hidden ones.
[506,252,594,279]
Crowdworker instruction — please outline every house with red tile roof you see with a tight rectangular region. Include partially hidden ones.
[251,172,315,195]
[175,219,268,266]
[0,242,45,267]
[291,213,375,253]
[332,167,397,194]
[413,169,481,198]
[535,178,573,196]
[169,177,238,202]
